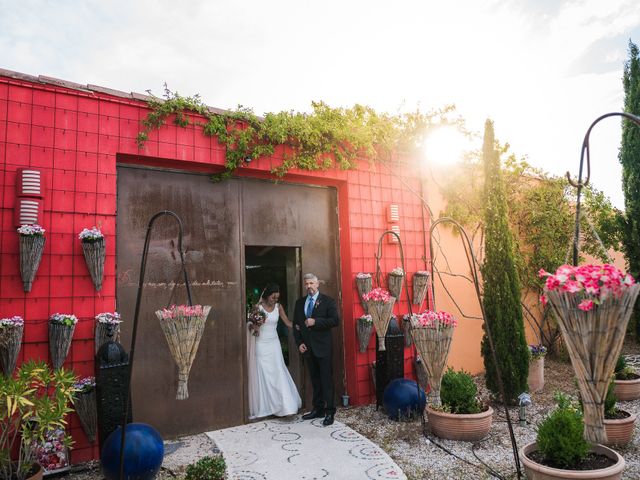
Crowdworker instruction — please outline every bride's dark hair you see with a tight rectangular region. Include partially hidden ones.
[261,283,280,300]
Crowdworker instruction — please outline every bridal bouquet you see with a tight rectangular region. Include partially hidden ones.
[247,307,267,337]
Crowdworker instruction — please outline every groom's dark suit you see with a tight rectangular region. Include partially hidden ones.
[293,292,339,414]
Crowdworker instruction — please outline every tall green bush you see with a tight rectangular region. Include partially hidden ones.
[620,40,640,341]
[479,119,529,403]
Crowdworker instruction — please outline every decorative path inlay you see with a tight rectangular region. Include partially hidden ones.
[207,417,406,479]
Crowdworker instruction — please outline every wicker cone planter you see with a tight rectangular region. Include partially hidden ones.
[402,316,413,347]
[81,238,105,291]
[49,323,76,370]
[411,325,454,406]
[95,321,120,354]
[388,273,404,300]
[528,357,545,393]
[520,442,625,480]
[426,406,494,441]
[365,299,395,351]
[356,319,374,353]
[74,390,98,442]
[613,376,640,401]
[546,283,640,444]
[604,411,636,447]
[412,272,430,305]
[356,276,373,312]
[0,324,23,376]
[20,235,45,292]
[156,305,212,400]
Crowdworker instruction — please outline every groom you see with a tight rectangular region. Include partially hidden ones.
[293,273,340,426]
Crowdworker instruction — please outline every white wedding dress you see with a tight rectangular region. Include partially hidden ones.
[248,303,301,419]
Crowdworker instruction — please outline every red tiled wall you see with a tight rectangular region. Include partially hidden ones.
[0,75,430,462]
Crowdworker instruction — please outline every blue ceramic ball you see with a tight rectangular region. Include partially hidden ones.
[383,378,427,420]
[101,423,164,480]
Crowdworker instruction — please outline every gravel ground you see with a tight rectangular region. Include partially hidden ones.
[65,346,640,480]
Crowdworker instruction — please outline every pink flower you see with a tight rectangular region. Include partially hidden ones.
[578,300,594,311]
[540,294,548,307]
[362,287,392,303]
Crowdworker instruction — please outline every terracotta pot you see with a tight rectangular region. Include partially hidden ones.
[27,463,44,480]
[604,410,636,446]
[520,442,624,480]
[528,357,545,393]
[613,376,640,401]
[426,405,493,441]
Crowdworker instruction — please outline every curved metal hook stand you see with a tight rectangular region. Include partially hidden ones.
[374,230,413,313]
[428,217,522,479]
[567,112,640,265]
[119,210,192,480]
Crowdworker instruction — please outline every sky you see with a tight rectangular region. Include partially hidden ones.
[1,0,639,209]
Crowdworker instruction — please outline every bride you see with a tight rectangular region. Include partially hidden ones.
[247,283,302,419]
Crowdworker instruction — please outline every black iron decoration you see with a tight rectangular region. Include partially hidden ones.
[566,112,640,265]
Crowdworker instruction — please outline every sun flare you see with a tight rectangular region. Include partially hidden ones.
[423,127,469,166]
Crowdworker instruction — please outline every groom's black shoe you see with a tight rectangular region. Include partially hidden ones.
[302,409,324,420]
[322,413,335,426]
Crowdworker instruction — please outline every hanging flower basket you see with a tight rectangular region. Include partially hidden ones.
[412,271,430,305]
[356,315,374,353]
[18,224,46,293]
[362,288,395,351]
[0,316,24,376]
[73,377,97,442]
[94,312,121,354]
[410,310,457,406]
[79,227,105,291]
[155,304,212,400]
[540,264,640,444]
[401,313,415,347]
[388,267,404,300]
[48,314,77,370]
[355,273,373,312]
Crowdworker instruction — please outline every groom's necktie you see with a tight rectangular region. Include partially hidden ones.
[306,296,314,318]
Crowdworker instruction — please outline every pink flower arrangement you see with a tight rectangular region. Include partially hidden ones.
[362,287,392,303]
[539,264,636,312]
[0,315,24,328]
[158,304,206,319]
[356,272,372,279]
[413,310,458,329]
[31,428,69,472]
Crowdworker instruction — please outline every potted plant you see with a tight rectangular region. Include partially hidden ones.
[520,392,625,480]
[539,264,639,443]
[0,360,77,480]
[401,313,416,347]
[387,267,404,300]
[156,304,212,400]
[355,273,372,312]
[356,314,373,353]
[18,224,46,293]
[409,310,457,406]
[48,314,77,370]
[613,355,640,401]
[412,270,430,305]
[94,312,121,354]
[528,344,546,393]
[362,288,396,351]
[603,377,636,446]
[78,227,105,291]
[426,367,493,441]
[73,376,97,443]
[0,316,24,376]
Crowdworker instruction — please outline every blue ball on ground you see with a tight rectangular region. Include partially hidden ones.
[383,378,427,421]
[101,423,164,480]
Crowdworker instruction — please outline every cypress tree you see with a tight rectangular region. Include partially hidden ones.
[480,119,529,402]
[620,40,640,341]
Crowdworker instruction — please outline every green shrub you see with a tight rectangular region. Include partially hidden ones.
[614,355,637,380]
[185,456,226,480]
[604,377,617,418]
[440,368,482,414]
[537,395,589,469]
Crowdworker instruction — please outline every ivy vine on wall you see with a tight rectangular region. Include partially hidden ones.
[136,85,460,181]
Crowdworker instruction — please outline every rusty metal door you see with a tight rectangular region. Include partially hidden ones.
[117,168,342,436]
[116,166,244,436]
[241,179,343,411]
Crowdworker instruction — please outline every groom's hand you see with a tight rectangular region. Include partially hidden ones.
[305,317,315,327]
[299,343,307,353]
